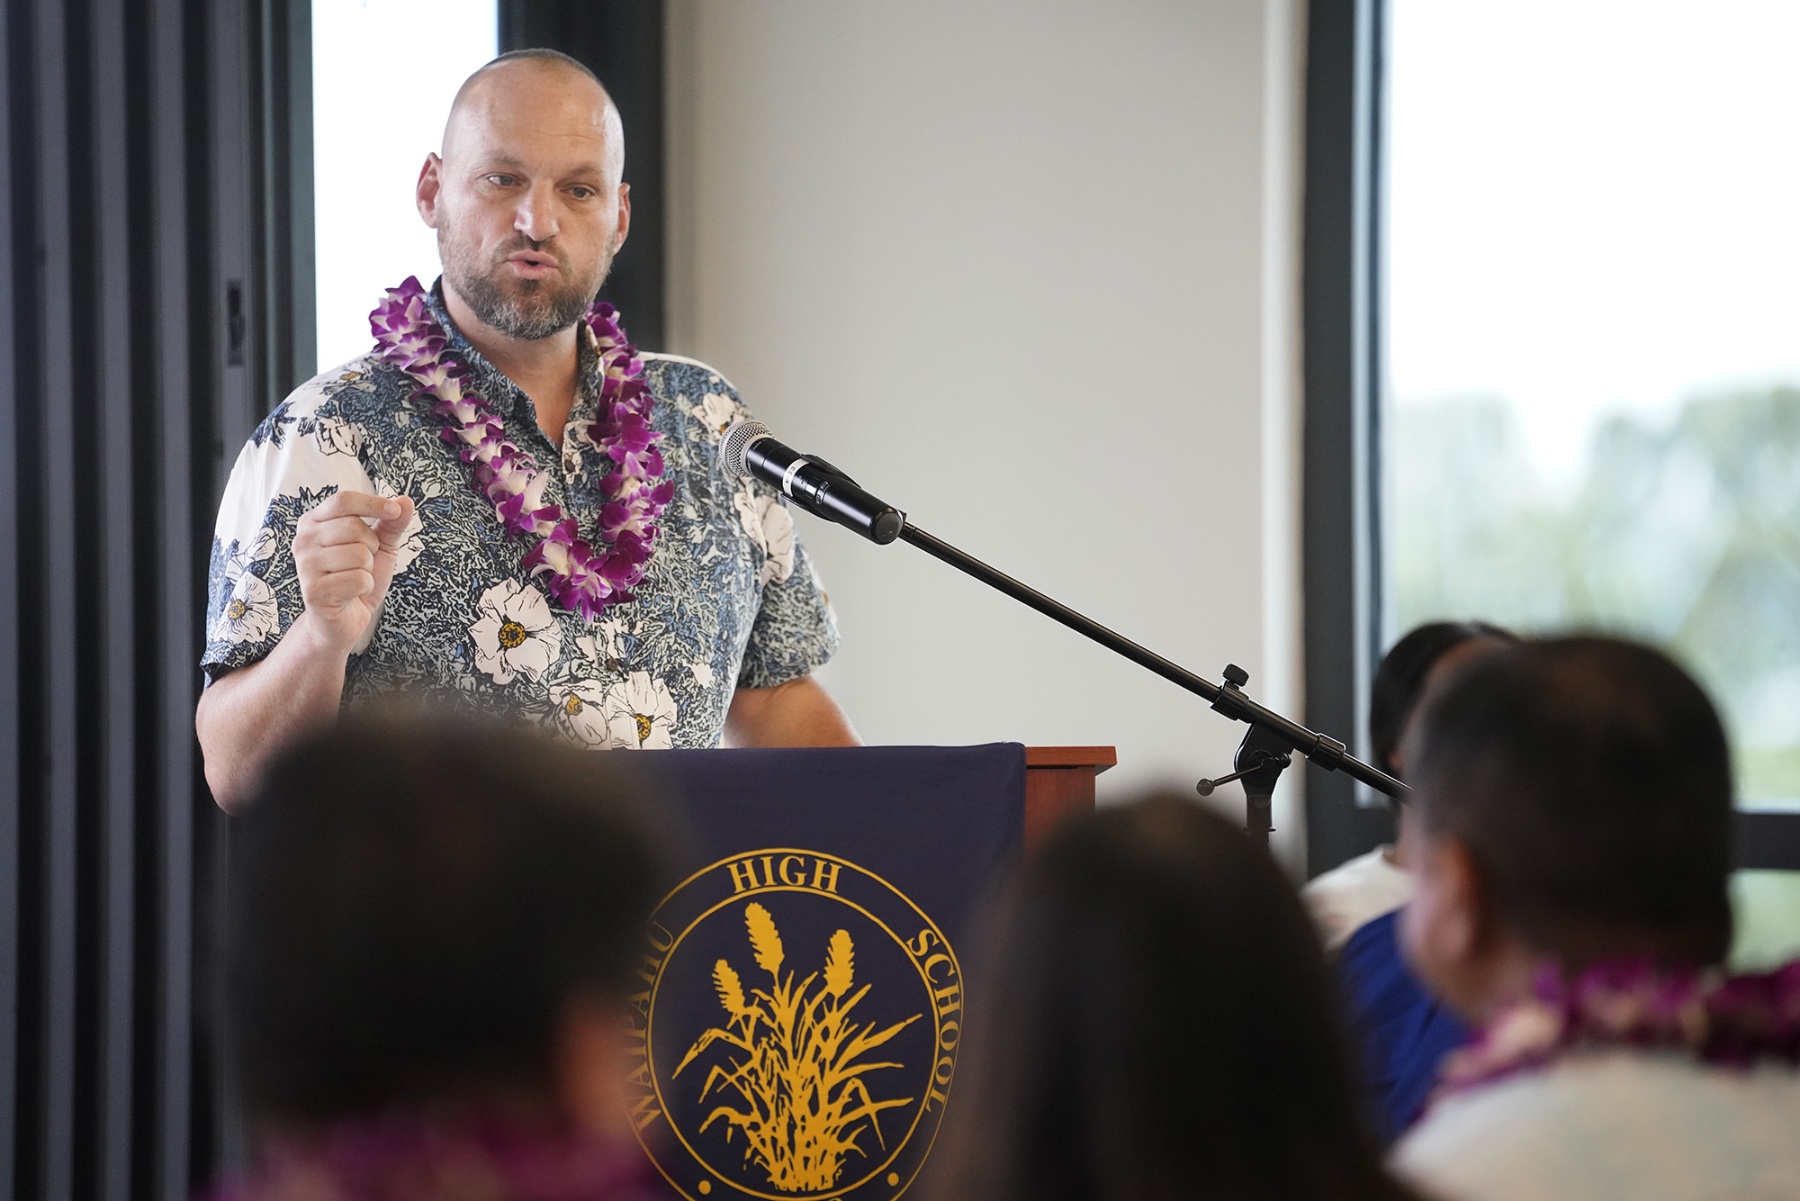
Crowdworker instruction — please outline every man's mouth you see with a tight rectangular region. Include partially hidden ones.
[504,250,561,279]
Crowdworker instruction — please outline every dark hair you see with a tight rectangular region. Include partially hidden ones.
[1370,621,1518,778]
[927,796,1420,1201]
[226,718,668,1126]
[1408,636,1734,964]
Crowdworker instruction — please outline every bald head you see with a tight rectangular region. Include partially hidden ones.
[443,51,625,185]
[418,49,633,344]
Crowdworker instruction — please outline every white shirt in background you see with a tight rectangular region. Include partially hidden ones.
[1302,846,1415,952]
[1394,1050,1800,1201]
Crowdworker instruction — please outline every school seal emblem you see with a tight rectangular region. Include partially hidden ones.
[627,849,962,1201]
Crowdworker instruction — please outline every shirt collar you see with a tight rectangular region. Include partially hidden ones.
[423,276,602,430]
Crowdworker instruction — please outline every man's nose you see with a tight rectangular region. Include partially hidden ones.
[514,183,560,242]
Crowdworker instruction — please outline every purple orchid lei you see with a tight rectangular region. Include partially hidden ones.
[369,277,675,621]
[1435,957,1800,1103]
[210,1111,659,1201]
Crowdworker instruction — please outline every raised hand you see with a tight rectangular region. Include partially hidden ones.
[290,490,417,655]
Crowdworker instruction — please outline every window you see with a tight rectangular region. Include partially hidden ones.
[1385,0,1800,803]
[312,0,498,371]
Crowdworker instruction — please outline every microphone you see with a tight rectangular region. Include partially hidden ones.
[720,425,1405,808]
[719,421,905,545]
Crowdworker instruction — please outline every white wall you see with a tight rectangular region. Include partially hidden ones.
[664,0,1308,869]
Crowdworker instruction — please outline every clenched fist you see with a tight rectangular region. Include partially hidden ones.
[291,490,417,656]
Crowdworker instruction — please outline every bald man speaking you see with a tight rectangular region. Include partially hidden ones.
[197,50,857,809]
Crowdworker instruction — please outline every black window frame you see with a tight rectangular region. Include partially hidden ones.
[1302,0,1390,878]
[1302,0,1800,875]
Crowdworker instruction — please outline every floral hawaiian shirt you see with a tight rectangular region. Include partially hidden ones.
[202,282,838,750]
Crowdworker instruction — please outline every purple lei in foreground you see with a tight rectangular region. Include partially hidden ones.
[1436,957,1800,1103]
[210,1112,659,1201]
[369,277,675,621]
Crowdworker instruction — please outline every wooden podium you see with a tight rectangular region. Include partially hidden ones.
[1024,745,1116,847]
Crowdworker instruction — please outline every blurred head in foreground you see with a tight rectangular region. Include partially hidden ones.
[929,795,1420,1201]
[1401,636,1735,1021]
[226,718,668,1196]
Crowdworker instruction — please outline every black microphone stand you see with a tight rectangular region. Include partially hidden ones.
[893,522,1406,844]
[728,433,1408,842]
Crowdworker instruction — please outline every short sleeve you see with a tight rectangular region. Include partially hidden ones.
[735,515,840,690]
[635,352,841,697]
[201,377,377,685]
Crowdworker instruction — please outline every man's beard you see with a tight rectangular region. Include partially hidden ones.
[438,225,614,341]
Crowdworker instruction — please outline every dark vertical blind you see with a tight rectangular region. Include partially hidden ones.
[1,0,311,1195]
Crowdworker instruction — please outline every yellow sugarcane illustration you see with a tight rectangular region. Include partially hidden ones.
[673,902,922,1192]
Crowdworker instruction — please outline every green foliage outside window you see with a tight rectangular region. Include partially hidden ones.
[1394,384,1800,802]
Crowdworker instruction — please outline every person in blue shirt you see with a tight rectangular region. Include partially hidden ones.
[1338,908,1471,1142]
[1331,621,1516,1143]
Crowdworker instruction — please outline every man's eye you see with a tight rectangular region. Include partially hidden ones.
[486,174,518,187]
[569,186,596,200]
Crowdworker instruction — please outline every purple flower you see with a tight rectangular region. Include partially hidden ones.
[372,276,669,622]
[597,500,636,541]
[209,1108,660,1201]
[1434,954,1800,1116]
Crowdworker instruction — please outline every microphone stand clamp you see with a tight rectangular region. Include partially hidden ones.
[1195,664,1295,843]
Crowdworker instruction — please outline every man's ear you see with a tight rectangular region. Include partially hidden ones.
[1402,833,1498,1018]
[417,153,445,228]
[613,181,632,253]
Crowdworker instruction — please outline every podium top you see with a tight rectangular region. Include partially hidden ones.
[1025,746,1117,772]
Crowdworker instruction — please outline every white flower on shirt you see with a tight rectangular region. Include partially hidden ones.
[213,527,280,645]
[469,580,563,685]
[691,391,739,438]
[215,570,279,645]
[550,679,613,748]
[604,671,677,749]
[314,413,366,459]
[227,524,278,573]
[598,616,629,662]
[734,483,795,585]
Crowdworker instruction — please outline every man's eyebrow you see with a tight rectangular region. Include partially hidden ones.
[470,154,606,181]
